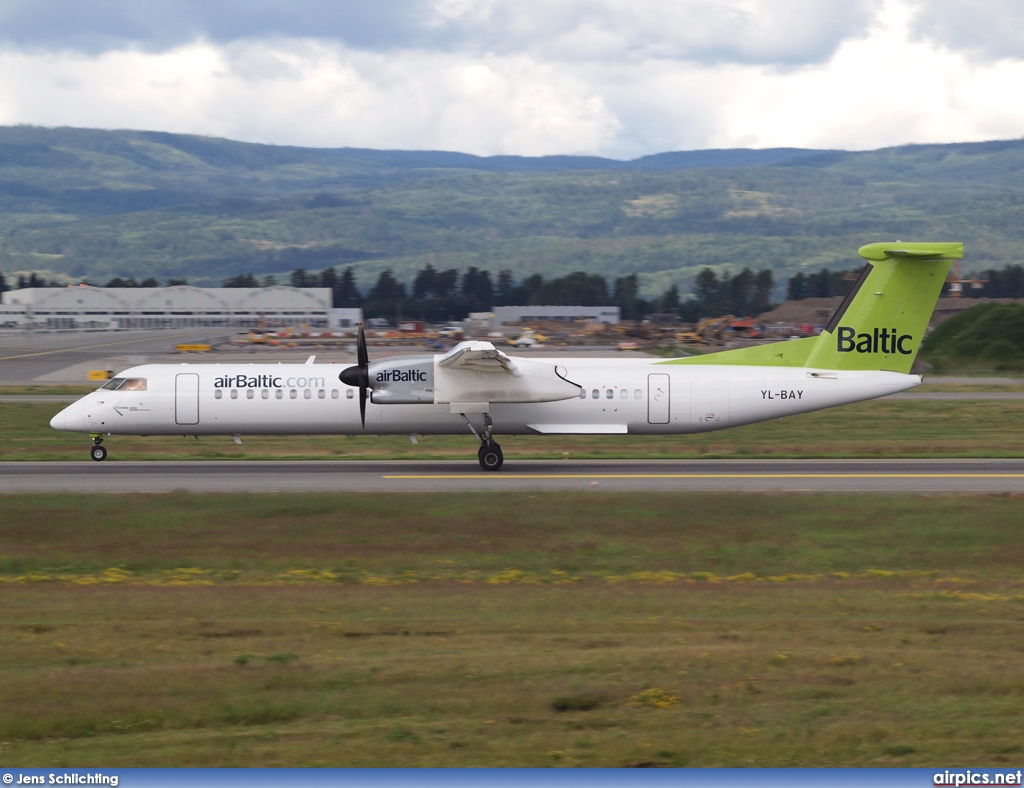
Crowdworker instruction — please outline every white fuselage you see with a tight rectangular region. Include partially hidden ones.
[50,357,920,438]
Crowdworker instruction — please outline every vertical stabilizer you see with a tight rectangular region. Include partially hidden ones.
[658,241,962,372]
[803,242,961,373]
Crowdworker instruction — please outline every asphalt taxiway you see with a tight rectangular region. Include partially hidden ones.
[0,330,643,384]
[4,459,1024,493]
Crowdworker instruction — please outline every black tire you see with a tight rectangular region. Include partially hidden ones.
[90,445,107,462]
[478,443,503,472]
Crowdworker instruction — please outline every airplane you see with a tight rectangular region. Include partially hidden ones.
[50,241,961,471]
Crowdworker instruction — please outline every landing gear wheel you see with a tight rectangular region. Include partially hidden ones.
[90,444,108,462]
[478,442,503,472]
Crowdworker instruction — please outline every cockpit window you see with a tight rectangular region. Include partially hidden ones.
[100,377,146,391]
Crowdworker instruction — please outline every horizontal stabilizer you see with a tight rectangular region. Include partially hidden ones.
[859,242,963,261]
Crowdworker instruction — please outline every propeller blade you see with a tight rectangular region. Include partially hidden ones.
[357,323,368,368]
[339,323,370,429]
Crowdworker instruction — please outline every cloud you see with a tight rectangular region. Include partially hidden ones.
[429,0,885,66]
[1,0,881,67]
[0,40,622,156]
[0,0,426,54]
[907,0,1024,61]
[0,0,1021,158]
[717,0,1024,150]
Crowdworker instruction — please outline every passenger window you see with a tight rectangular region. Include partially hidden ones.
[304,389,311,399]
[318,389,326,399]
[346,389,354,399]
[592,389,599,399]
[620,389,628,400]
[331,390,339,400]
[578,389,586,399]
[230,390,238,399]
[634,389,642,399]
[275,389,284,400]
[289,390,297,399]
[215,390,223,400]
[606,389,614,399]
[261,389,269,399]
[246,389,254,399]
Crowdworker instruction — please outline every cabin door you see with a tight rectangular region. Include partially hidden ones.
[175,373,200,425]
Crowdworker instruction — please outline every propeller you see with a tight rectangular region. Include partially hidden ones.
[339,323,369,427]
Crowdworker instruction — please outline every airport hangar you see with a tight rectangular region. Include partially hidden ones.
[0,285,346,331]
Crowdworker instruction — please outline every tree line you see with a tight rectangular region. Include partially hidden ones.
[956,265,1024,299]
[685,268,775,321]
[785,268,856,301]
[0,272,63,292]
[9,262,1024,321]
[0,264,774,321]
[285,265,671,321]
[220,264,778,322]
[784,265,1024,302]
[0,273,191,292]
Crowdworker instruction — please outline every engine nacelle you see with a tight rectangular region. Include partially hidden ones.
[368,356,435,404]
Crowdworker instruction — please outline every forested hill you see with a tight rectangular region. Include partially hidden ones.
[0,125,1022,293]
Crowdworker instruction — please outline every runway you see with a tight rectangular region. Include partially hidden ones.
[5,390,1024,405]
[4,459,1024,493]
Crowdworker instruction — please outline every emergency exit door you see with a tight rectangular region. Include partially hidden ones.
[175,373,200,425]
[647,373,670,424]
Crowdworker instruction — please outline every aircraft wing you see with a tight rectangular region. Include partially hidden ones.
[432,341,580,404]
[437,342,524,377]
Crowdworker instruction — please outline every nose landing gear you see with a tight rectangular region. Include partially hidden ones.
[90,435,107,462]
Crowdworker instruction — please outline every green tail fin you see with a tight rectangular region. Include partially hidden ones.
[660,241,961,373]
[803,242,960,372]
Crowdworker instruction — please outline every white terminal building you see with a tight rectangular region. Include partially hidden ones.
[0,286,334,331]
[490,305,620,326]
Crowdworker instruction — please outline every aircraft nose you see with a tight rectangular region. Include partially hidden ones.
[50,403,89,432]
[50,408,68,431]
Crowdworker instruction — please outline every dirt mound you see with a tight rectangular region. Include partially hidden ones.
[930,297,1024,327]
[759,297,1024,328]
[922,301,1024,368]
[757,297,842,325]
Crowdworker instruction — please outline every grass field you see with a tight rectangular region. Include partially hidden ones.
[6,392,1024,461]
[1,492,1023,766]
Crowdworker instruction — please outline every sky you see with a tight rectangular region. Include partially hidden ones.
[0,0,1022,159]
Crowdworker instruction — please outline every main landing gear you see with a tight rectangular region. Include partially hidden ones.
[90,435,107,462]
[339,324,506,472]
[460,412,504,471]
[477,441,504,472]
